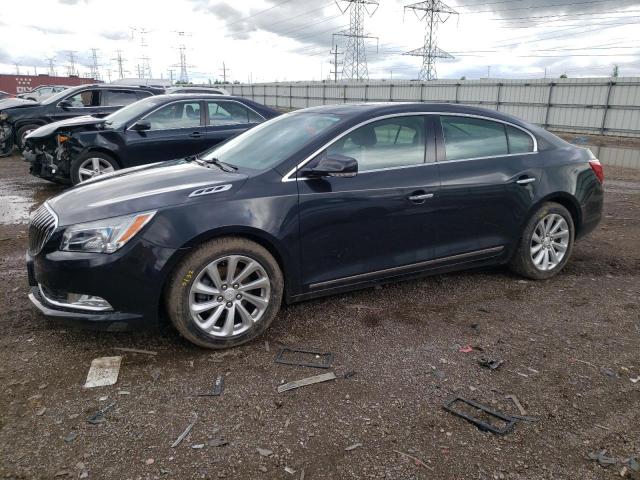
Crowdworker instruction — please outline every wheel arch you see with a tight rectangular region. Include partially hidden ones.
[79,146,122,168]
[536,192,582,236]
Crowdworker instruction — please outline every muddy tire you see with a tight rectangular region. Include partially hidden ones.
[16,124,40,149]
[509,202,575,280]
[165,237,284,349]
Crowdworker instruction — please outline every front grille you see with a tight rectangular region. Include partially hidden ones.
[29,203,58,255]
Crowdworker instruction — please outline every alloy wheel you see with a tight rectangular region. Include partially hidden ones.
[77,157,115,182]
[530,213,569,271]
[188,255,271,338]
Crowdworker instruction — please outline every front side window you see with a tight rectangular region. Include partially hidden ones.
[144,101,201,130]
[326,116,426,172]
[207,101,263,126]
[102,90,140,107]
[64,89,100,108]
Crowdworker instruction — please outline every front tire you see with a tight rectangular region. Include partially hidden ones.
[509,202,575,280]
[16,124,40,149]
[70,152,119,185]
[165,237,284,349]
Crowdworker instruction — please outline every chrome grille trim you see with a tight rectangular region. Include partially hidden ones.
[28,203,58,255]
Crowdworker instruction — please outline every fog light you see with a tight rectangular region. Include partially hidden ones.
[39,285,113,312]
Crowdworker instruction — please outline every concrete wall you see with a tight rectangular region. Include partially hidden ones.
[229,78,640,138]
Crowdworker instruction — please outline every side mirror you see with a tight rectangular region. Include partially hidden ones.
[58,100,72,109]
[131,120,151,132]
[303,153,358,179]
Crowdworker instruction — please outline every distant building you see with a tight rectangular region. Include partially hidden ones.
[0,74,99,95]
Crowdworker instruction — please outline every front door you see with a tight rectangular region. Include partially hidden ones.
[297,115,441,291]
[51,88,102,122]
[124,100,209,166]
[434,114,542,259]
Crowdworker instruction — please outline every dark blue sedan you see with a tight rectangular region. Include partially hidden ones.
[26,102,604,348]
[23,94,280,185]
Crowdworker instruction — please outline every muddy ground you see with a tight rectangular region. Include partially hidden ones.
[0,153,638,480]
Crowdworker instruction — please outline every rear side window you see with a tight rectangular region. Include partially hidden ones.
[136,90,153,100]
[441,116,508,160]
[102,90,140,107]
[506,125,534,153]
[327,116,426,172]
[207,101,263,125]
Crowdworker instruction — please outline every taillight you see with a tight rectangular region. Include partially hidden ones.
[589,159,604,184]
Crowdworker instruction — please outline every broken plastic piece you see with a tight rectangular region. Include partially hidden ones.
[198,375,224,396]
[443,396,517,435]
[459,345,473,353]
[84,356,122,388]
[275,347,333,369]
[478,358,504,370]
[87,402,116,425]
[277,372,337,393]
[171,413,198,448]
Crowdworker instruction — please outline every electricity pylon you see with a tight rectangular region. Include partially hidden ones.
[334,0,379,81]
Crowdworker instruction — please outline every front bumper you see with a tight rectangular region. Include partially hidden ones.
[24,144,70,182]
[26,238,183,331]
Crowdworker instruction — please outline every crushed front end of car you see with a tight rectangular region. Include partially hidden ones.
[0,119,14,156]
[24,133,74,183]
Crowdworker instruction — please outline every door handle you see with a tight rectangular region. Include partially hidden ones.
[189,132,202,138]
[516,177,536,185]
[408,193,434,202]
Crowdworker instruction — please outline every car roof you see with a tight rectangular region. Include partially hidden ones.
[299,102,534,128]
[65,83,163,91]
[151,93,251,101]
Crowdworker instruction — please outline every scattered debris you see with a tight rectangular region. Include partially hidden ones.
[150,369,162,381]
[443,396,517,435]
[478,358,504,370]
[345,443,362,451]
[275,347,333,369]
[35,407,47,416]
[265,341,270,352]
[284,466,296,474]
[257,447,273,457]
[207,437,229,447]
[54,470,71,477]
[145,458,155,465]
[572,358,597,368]
[87,402,116,425]
[277,372,337,393]
[198,375,225,397]
[84,356,122,388]
[118,390,130,395]
[459,345,473,353]
[63,432,78,443]
[113,347,157,356]
[595,424,611,431]
[505,394,527,415]
[38,382,48,390]
[393,450,434,471]
[588,450,617,467]
[630,376,640,384]
[625,457,639,472]
[343,371,357,379]
[258,466,268,472]
[601,367,617,378]
[171,413,198,448]
[509,414,539,422]
[191,444,205,449]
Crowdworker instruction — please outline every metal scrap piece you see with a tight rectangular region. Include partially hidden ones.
[198,375,224,396]
[505,394,527,415]
[443,396,517,435]
[275,347,333,369]
[277,372,337,393]
[171,413,198,448]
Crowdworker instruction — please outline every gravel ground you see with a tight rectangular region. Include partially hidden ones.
[0,154,638,480]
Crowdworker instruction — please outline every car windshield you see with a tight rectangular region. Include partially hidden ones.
[200,112,342,170]
[103,96,167,128]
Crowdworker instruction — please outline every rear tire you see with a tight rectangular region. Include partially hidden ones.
[70,151,119,185]
[509,202,575,280]
[165,237,284,349]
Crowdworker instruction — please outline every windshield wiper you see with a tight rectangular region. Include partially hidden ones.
[202,157,238,172]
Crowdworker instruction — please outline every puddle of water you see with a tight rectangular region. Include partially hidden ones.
[572,143,640,170]
[0,181,64,225]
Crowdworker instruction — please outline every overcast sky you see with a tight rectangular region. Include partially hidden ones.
[0,0,639,83]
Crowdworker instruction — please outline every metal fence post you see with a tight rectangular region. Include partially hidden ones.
[322,83,326,105]
[455,83,460,104]
[496,82,502,111]
[251,84,254,101]
[289,85,293,111]
[544,81,555,129]
[365,84,369,102]
[343,84,347,103]
[420,82,425,103]
[600,80,614,135]
[389,83,393,102]
[306,85,309,108]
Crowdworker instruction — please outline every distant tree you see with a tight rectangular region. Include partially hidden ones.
[460,76,466,80]
[612,64,619,77]
[559,73,568,79]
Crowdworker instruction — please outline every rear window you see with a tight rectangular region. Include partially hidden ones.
[102,90,140,107]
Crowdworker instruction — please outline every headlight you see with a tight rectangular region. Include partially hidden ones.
[60,211,156,253]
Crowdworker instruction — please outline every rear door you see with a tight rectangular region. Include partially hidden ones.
[98,89,144,116]
[123,100,209,166]
[297,114,441,291]
[203,100,265,151]
[434,114,541,259]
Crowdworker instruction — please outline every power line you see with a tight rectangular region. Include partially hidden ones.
[112,50,127,79]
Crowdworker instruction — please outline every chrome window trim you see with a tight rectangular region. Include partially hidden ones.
[38,285,113,312]
[281,111,538,182]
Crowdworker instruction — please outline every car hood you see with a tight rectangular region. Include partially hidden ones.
[48,160,247,226]
[26,115,105,140]
[0,98,40,110]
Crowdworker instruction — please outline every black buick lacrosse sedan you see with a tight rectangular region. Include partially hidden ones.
[27,103,604,349]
